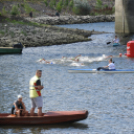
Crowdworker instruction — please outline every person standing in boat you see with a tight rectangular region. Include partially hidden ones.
[11,95,28,117]
[113,35,120,43]
[29,70,44,116]
[97,58,115,70]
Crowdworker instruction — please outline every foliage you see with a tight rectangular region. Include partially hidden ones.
[1,6,7,16]
[49,0,55,9]
[65,0,69,6]
[95,0,103,10]
[73,0,90,15]
[56,0,63,12]
[44,0,48,7]
[10,5,20,16]
[62,0,69,9]
[0,31,5,36]
[69,0,74,8]
[24,2,35,14]
[52,0,56,6]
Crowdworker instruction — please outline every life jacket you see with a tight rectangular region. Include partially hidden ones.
[29,75,41,98]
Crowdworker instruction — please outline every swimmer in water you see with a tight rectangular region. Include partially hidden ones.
[119,53,127,57]
[70,54,81,62]
[38,58,51,64]
[62,56,67,60]
[103,53,127,59]
[62,55,81,62]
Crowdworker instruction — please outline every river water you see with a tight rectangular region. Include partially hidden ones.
[1,22,134,134]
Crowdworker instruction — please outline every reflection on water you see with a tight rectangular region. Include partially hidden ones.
[1,22,134,133]
[0,122,88,134]
[57,22,115,33]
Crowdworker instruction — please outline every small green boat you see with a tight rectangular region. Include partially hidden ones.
[0,47,23,54]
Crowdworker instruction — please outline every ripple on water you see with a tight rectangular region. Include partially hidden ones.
[0,22,134,134]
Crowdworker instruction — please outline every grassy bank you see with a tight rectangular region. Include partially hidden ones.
[0,0,115,18]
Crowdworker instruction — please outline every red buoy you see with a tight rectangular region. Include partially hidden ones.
[127,41,134,57]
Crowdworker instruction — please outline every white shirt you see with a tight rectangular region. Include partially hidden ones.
[108,63,115,69]
[113,38,120,43]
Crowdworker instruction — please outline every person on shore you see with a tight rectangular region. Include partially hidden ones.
[29,70,44,116]
[29,11,33,18]
[97,58,115,70]
[11,95,28,117]
[113,35,120,43]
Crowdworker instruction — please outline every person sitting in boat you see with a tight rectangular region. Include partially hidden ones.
[11,95,28,117]
[113,35,120,43]
[97,58,115,71]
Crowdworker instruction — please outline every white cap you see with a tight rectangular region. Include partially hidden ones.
[18,95,22,99]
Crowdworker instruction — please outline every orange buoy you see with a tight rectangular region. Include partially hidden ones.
[127,41,134,57]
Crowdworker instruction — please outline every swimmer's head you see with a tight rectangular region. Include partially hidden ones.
[124,53,127,56]
[76,59,79,62]
[119,53,122,57]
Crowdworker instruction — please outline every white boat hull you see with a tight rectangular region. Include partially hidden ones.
[68,69,134,73]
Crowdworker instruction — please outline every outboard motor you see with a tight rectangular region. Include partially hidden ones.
[13,43,23,48]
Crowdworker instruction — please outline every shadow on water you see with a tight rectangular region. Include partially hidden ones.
[0,122,88,130]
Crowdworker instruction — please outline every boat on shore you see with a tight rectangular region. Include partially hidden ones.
[68,69,134,73]
[0,47,23,54]
[0,43,23,54]
[0,110,88,125]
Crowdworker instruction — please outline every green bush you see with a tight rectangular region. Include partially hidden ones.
[104,4,108,8]
[1,6,7,16]
[49,0,55,9]
[73,0,90,15]
[65,0,69,6]
[52,0,56,6]
[44,0,48,7]
[21,3,25,8]
[24,2,35,14]
[0,12,1,16]
[95,0,103,10]
[56,1,63,12]
[10,5,20,16]
[69,0,74,8]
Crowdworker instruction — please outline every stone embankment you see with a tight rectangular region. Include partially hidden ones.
[0,23,92,47]
[0,15,114,47]
[26,15,115,25]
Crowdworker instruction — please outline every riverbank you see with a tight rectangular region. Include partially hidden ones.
[0,22,93,47]
[26,15,115,25]
[0,15,113,47]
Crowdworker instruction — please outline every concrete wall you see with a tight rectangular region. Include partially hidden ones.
[115,0,134,34]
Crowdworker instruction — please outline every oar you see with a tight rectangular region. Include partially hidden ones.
[107,42,111,45]
[97,67,103,71]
